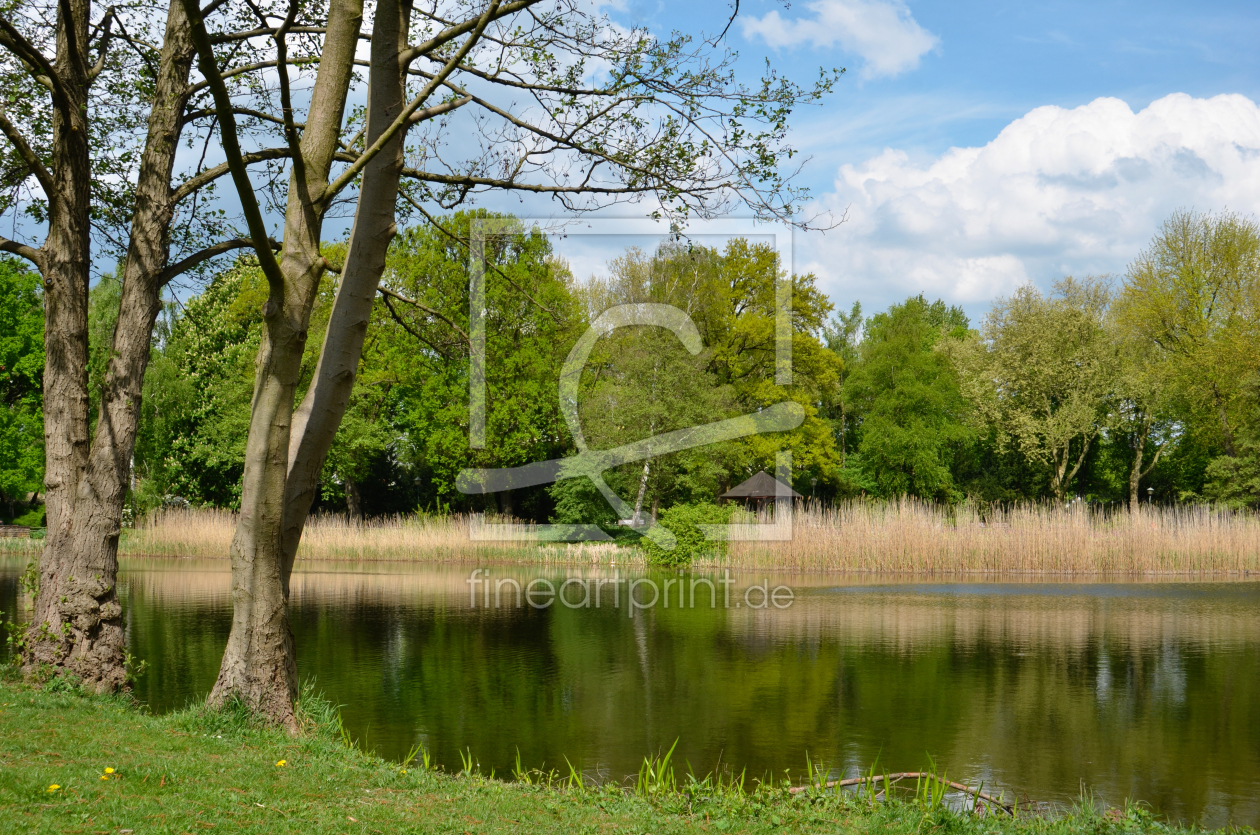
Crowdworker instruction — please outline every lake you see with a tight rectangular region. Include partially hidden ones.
[2,558,1257,828]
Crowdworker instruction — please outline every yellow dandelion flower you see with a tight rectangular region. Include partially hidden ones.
[275,759,287,767]
[104,767,115,774]
[46,784,61,793]
[100,775,109,781]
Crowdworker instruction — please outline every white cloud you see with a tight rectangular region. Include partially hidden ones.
[741,0,939,79]
[802,93,1260,309]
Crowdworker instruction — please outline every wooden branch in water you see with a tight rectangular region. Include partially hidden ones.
[788,771,1015,813]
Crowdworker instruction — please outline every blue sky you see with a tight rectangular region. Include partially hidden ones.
[536,0,1260,321]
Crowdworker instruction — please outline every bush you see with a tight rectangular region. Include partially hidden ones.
[641,502,732,567]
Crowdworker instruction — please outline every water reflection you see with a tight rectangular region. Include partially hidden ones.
[1,559,1257,828]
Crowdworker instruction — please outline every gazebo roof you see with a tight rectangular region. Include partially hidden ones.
[718,471,803,500]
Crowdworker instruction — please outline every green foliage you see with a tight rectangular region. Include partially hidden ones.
[377,212,583,513]
[0,258,44,520]
[635,739,678,798]
[842,295,972,501]
[548,476,618,527]
[136,260,265,508]
[640,502,731,566]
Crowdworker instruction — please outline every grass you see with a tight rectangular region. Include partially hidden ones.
[0,677,1225,834]
[5,501,1260,574]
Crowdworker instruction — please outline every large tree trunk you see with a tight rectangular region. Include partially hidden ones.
[208,0,364,730]
[25,1,197,689]
[25,0,99,683]
[281,0,412,577]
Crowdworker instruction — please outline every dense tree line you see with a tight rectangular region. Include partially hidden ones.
[828,210,1260,509]
[115,212,841,522]
[12,208,1247,529]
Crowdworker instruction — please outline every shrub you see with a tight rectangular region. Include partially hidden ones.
[641,502,732,567]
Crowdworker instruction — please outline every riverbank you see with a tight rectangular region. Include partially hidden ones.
[4,502,1260,574]
[0,678,1215,834]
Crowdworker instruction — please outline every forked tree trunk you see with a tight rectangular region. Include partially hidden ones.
[281,0,412,577]
[1127,410,1166,510]
[207,0,364,730]
[25,1,197,689]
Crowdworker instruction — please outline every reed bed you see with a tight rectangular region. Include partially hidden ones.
[717,498,1260,574]
[5,501,1260,574]
[115,507,632,564]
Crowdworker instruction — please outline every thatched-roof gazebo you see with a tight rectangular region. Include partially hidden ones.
[718,471,802,510]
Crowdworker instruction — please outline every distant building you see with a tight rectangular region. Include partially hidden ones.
[717,471,802,511]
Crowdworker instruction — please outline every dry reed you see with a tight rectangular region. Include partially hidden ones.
[114,507,630,564]
[715,498,1260,574]
[4,501,1260,574]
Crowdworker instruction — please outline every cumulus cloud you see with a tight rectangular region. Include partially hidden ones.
[803,93,1260,309]
[741,0,939,79]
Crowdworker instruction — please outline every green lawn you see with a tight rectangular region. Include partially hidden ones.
[0,679,1222,834]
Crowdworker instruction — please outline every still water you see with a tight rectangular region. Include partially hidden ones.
[3,559,1258,827]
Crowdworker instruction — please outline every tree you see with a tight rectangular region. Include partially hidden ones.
[0,0,303,688]
[1111,322,1177,508]
[1113,209,1260,500]
[574,239,839,501]
[369,212,583,518]
[959,278,1118,502]
[0,258,43,521]
[842,295,972,501]
[577,324,737,524]
[136,259,266,508]
[186,0,838,725]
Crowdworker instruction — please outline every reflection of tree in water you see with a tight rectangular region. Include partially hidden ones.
[23,562,1258,829]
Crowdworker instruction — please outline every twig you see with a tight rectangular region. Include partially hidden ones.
[788,771,1015,814]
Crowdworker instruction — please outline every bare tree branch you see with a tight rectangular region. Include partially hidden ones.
[403,0,538,62]
[171,146,290,203]
[0,235,43,267]
[379,291,459,358]
[210,25,369,44]
[254,0,307,190]
[87,6,116,82]
[158,236,281,285]
[0,16,65,99]
[377,284,468,341]
[186,58,280,95]
[407,94,471,124]
[321,0,503,204]
[182,106,304,129]
[0,106,57,198]
[180,0,286,293]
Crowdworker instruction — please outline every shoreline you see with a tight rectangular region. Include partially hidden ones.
[2,544,1259,582]
[0,678,1224,833]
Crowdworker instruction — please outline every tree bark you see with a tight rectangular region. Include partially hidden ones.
[280,0,412,579]
[345,479,363,522]
[632,460,651,525]
[1128,413,1150,510]
[207,0,364,730]
[1127,411,1167,510]
[24,0,198,690]
[25,0,103,684]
